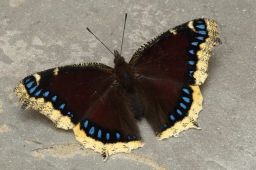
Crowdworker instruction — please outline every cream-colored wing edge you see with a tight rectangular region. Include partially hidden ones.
[158,85,202,140]
[15,82,75,130]
[193,19,220,85]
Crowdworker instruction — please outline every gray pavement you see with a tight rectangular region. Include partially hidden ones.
[0,0,256,169]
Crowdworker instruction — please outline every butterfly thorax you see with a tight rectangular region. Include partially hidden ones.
[113,50,135,92]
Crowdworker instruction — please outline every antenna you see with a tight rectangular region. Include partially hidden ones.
[86,27,114,55]
[120,13,127,55]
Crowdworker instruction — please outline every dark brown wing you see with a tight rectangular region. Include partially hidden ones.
[129,18,220,139]
[130,18,220,85]
[73,84,143,156]
[15,63,143,156]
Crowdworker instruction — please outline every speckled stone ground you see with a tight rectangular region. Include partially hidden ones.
[0,0,256,170]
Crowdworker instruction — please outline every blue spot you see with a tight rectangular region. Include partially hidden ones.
[116,133,121,140]
[188,61,195,65]
[182,88,190,94]
[29,85,37,94]
[180,103,187,110]
[169,115,175,121]
[191,42,199,46]
[34,89,42,96]
[189,70,194,77]
[89,126,95,135]
[83,120,88,128]
[106,133,110,140]
[26,81,34,88]
[177,109,183,115]
[52,96,57,102]
[97,130,102,139]
[196,36,204,41]
[196,24,205,29]
[182,97,191,103]
[67,112,73,117]
[198,30,207,35]
[127,135,132,140]
[43,91,49,97]
[189,50,195,55]
[25,78,31,83]
[59,104,65,110]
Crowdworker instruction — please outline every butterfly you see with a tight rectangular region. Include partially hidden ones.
[15,16,220,158]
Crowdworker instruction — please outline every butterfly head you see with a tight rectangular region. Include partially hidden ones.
[114,50,126,66]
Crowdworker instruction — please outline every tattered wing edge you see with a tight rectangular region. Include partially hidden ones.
[193,19,220,85]
[14,83,75,130]
[73,123,144,157]
[158,85,203,140]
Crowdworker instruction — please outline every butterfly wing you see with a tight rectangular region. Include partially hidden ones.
[130,18,220,139]
[15,63,143,156]
[130,18,219,85]
[73,83,143,156]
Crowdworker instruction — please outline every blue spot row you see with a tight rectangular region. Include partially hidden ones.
[186,20,208,81]
[23,77,132,143]
[167,86,193,127]
[82,119,125,142]
[23,77,74,118]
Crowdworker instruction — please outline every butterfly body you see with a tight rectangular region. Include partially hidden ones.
[15,18,220,157]
[113,50,135,92]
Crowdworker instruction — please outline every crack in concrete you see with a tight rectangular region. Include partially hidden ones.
[24,139,43,145]
[31,143,94,159]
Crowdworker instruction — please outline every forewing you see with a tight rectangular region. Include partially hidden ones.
[15,63,114,129]
[130,18,220,85]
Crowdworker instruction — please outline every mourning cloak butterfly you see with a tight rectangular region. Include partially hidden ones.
[15,16,220,158]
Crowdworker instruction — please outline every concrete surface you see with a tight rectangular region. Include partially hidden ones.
[0,0,256,170]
